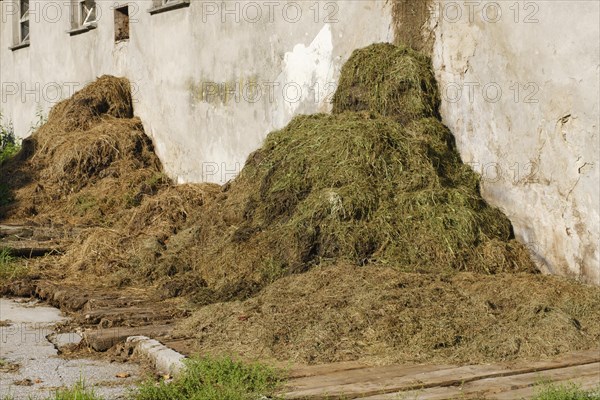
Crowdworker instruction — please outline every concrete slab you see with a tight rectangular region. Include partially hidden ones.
[126,336,186,377]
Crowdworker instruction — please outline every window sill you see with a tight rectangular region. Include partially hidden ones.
[68,23,97,36]
[148,1,190,15]
[9,41,30,51]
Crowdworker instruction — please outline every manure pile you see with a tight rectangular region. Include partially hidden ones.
[1,44,599,365]
[0,76,167,226]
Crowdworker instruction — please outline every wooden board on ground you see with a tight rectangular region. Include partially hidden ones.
[0,224,81,239]
[356,363,600,399]
[282,349,600,399]
[286,361,370,379]
[84,324,176,352]
[81,305,188,326]
[0,240,64,257]
[0,225,34,238]
[0,224,81,257]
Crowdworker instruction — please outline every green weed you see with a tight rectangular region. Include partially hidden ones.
[0,249,27,281]
[133,356,283,400]
[531,381,600,400]
[48,379,103,400]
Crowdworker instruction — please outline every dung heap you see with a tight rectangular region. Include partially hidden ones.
[1,44,599,365]
[0,76,168,226]
[143,42,536,297]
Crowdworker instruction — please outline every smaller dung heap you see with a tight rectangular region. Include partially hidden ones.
[0,76,165,226]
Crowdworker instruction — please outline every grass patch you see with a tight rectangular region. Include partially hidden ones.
[0,114,20,165]
[532,381,600,400]
[0,249,27,281]
[0,113,19,207]
[48,379,103,400]
[0,145,19,165]
[133,356,283,400]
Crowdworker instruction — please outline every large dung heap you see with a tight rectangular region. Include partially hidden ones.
[1,44,599,365]
[143,42,536,296]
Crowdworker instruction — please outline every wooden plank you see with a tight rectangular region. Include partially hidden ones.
[82,297,147,312]
[0,240,63,257]
[283,364,458,399]
[83,324,175,352]
[0,224,81,238]
[357,363,600,400]
[35,282,90,311]
[285,362,374,379]
[282,350,600,399]
[82,305,187,325]
[286,363,456,390]
[0,225,33,238]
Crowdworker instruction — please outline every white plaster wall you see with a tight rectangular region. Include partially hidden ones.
[0,0,394,183]
[429,0,599,284]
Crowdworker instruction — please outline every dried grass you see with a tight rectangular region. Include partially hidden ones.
[179,264,600,365]
[0,76,164,226]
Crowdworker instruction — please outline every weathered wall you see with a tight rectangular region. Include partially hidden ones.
[416,1,599,284]
[0,0,394,182]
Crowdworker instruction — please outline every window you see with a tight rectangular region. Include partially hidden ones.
[148,0,190,15]
[9,0,30,50]
[77,0,97,26]
[19,0,29,43]
[114,6,129,42]
[68,0,98,35]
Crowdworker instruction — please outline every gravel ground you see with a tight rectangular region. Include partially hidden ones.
[0,298,141,400]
